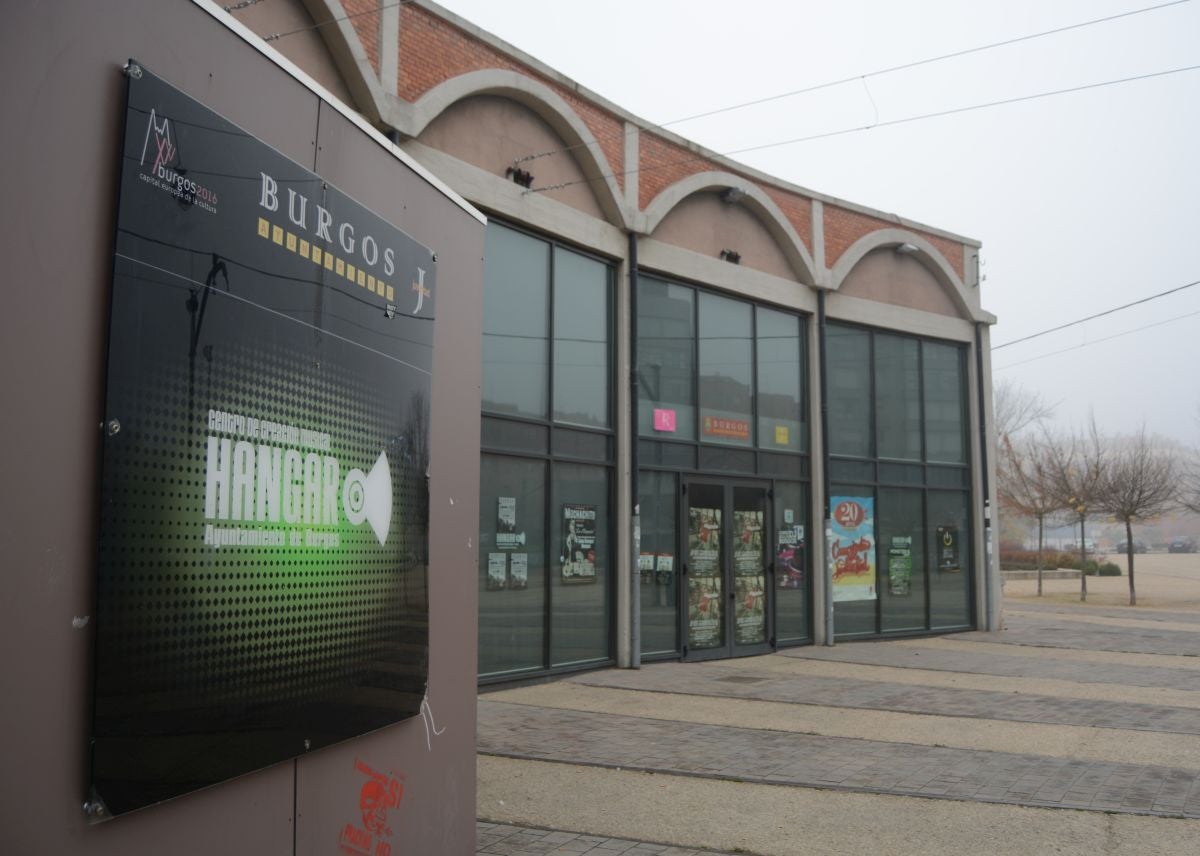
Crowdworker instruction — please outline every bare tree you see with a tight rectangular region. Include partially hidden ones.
[1182,459,1200,514]
[997,434,1062,595]
[994,378,1054,441]
[1179,406,1200,513]
[1095,428,1179,605]
[1042,422,1106,602]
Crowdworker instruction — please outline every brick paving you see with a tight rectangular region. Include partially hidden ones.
[571,662,1200,734]
[1006,602,1200,626]
[479,598,1200,850]
[783,639,1200,690]
[476,822,738,856]
[955,612,1200,656]
[478,700,1200,818]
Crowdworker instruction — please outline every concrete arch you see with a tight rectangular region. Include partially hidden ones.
[830,228,973,319]
[409,70,626,226]
[642,172,817,284]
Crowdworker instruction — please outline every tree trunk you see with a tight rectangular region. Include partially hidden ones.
[1126,518,1137,606]
[1036,515,1045,596]
[1079,515,1087,602]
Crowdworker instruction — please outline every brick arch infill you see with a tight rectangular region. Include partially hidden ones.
[641,171,817,285]
[830,229,974,320]
[407,70,627,228]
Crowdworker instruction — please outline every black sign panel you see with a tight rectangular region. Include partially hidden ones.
[89,63,434,818]
[936,525,960,573]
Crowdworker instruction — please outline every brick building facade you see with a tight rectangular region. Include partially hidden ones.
[239,0,1001,679]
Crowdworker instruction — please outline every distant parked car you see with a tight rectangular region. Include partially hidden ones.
[1168,538,1197,554]
[1117,540,1147,554]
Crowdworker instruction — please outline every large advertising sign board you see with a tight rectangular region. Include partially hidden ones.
[89,63,435,818]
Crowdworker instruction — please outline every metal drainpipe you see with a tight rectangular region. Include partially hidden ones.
[818,291,834,646]
[974,321,993,630]
[629,232,641,668]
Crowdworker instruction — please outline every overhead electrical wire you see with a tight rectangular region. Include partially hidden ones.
[991,279,1200,350]
[660,0,1193,127]
[509,0,1192,167]
[229,0,1193,163]
[992,308,1200,371]
[524,62,1200,194]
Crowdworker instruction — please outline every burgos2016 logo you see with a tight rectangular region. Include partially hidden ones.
[138,108,219,214]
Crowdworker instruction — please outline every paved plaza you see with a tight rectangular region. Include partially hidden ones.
[477,556,1200,855]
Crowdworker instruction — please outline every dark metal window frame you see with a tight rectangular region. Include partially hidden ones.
[635,271,816,656]
[825,320,975,638]
[478,219,619,683]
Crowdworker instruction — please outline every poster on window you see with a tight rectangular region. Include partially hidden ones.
[656,553,675,587]
[936,525,960,572]
[487,553,508,590]
[734,575,766,645]
[888,536,913,596]
[830,496,876,601]
[497,496,516,531]
[688,575,723,648]
[561,504,597,582]
[496,496,525,550]
[733,510,764,573]
[732,509,765,644]
[639,551,656,585]
[509,552,529,589]
[777,524,806,589]
[688,507,722,573]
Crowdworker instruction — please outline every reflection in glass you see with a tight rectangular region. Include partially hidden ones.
[929,490,972,628]
[875,334,922,461]
[826,325,872,458]
[639,470,678,656]
[554,247,610,428]
[638,277,696,440]
[756,308,805,452]
[551,463,611,666]
[698,293,753,447]
[482,225,549,418]
[878,487,926,632]
[478,455,546,676]
[923,342,967,463]
[774,481,810,642]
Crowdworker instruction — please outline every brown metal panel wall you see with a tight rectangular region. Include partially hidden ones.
[298,100,483,856]
[0,2,482,853]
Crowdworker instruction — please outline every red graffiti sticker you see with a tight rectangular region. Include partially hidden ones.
[338,759,404,856]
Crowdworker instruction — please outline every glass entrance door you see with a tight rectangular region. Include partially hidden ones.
[683,481,771,659]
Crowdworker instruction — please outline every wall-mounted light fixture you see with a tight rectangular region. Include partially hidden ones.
[505,166,534,189]
[719,249,742,264]
[720,187,747,204]
[894,242,920,256]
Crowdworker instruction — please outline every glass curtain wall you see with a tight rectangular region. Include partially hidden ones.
[698,293,753,447]
[637,275,812,654]
[478,222,614,680]
[826,323,973,637]
[639,470,679,656]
